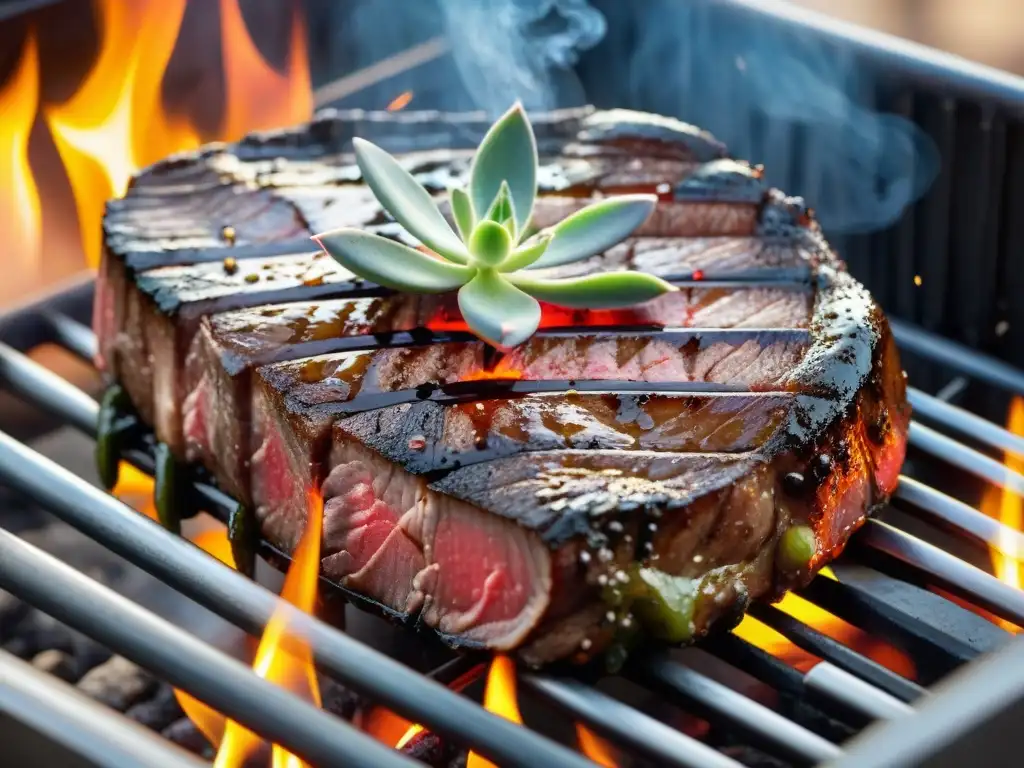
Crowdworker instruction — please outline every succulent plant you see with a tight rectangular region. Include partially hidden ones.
[314,103,676,349]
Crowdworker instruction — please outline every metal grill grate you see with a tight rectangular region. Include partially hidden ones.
[0,264,1020,767]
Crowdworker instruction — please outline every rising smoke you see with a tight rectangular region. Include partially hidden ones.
[332,0,938,234]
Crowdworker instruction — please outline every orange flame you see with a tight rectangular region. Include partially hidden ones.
[4,0,311,275]
[982,396,1024,632]
[576,724,619,768]
[395,723,425,750]
[175,491,324,766]
[45,0,195,269]
[218,0,312,141]
[733,568,916,678]
[0,33,41,272]
[192,525,237,570]
[216,490,323,767]
[386,91,414,112]
[112,462,158,520]
[466,655,522,768]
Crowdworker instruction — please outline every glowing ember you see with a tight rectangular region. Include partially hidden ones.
[982,396,1024,633]
[462,364,524,382]
[394,724,425,750]
[363,664,482,750]
[466,655,522,768]
[733,567,916,677]
[386,91,415,112]
[576,724,618,768]
[359,705,418,749]
[0,33,41,272]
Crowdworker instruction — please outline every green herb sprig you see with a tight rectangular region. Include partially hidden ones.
[313,103,676,349]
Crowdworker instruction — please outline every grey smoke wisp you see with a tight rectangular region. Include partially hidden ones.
[327,0,938,234]
[584,0,939,234]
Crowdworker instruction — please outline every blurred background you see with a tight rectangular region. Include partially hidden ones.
[794,0,1024,74]
[1,0,1023,368]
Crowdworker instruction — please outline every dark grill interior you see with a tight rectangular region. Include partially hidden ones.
[1,2,1024,767]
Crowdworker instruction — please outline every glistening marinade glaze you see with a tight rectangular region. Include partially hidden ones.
[93,108,909,667]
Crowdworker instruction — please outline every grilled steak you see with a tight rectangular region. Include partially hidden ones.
[94,107,909,666]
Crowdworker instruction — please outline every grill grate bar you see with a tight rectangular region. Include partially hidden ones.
[521,674,744,768]
[802,663,914,723]
[630,654,843,765]
[908,421,1024,496]
[746,602,926,703]
[798,575,982,667]
[858,520,1024,627]
[890,318,1024,395]
[908,387,1024,456]
[893,476,1024,559]
[0,647,207,768]
[0,340,97,434]
[0,525,413,768]
[706,632,911,728]
[708,634,871,729]
[42,311,97,363]
[0,430,594,768]
[824,637,1024,768]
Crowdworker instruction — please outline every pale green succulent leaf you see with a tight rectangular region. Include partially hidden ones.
[485,181,516,234]
[468,220,513,267]
[470,103,537,233]
[529,194,657,270]
[315,229,473,293]
[458,270,541,349]
[501,217,517,237]
[509,271,676,309]
[353,138,469,263]
[449,187,476,242]
[499,233,553,273]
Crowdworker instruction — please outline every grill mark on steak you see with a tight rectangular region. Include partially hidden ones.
[97,107,911,665]
[333,392,793,475]
[116,235,813,455]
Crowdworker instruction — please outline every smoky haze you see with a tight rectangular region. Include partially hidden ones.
[328,0,938,234]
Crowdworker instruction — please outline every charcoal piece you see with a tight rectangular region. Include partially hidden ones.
[400,730,451,766]
[161,718,215,757]
[124,684,187,731]
[0,589,29,637]
[718,745,791,768]
[31,649,78,682]
[319,675,361,721]
[2,609,79,659]
[77,655,158,712]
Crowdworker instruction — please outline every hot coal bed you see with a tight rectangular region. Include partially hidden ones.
[2,7,1024,768]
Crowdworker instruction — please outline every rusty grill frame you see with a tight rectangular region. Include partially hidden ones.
[3,2,1024,766]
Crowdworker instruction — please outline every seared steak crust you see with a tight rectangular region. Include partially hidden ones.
[95,107,910,665]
